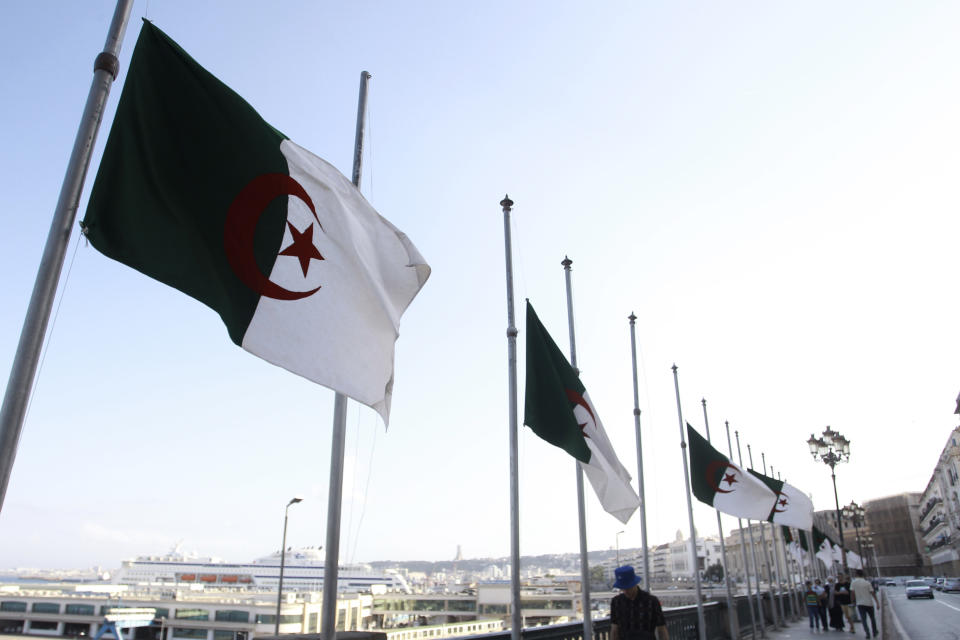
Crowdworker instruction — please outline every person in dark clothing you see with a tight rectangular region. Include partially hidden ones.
[827,577,845,630]
[835,574,855,632]
[610,565,669,640]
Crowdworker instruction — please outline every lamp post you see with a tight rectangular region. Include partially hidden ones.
[807,427,851,572]
[275,496,303,636]
[616,530,625,566]
[841,501,866,571]
[862,536,880,577]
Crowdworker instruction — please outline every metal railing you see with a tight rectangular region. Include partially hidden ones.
[400,592,796,640]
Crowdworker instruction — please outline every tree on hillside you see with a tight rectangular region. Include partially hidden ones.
[704,562,724,582]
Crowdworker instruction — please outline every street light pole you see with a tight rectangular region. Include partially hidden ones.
[616,530,625,567]
[842,502,866,569]
[807,427,850,573]
[276,496,303,636]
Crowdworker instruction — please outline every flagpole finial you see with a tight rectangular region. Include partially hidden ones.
[628,312,636,323]
[561,256,572,268]
[500,195,513,208]
[671,363,678,372]
[701,398,706,407]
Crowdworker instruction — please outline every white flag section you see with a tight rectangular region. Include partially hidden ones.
[847,551,863,569]
[575,391,641,524]
[244,141,431,425]
[816,539,834,567]
[831,541,844,563]
[770,482,815,531]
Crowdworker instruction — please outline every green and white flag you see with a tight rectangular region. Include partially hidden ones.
[523,301,640,524]
[747,469,814,530]
[82,22,430,425]
[687,423,777,521]
[813,527,833,566]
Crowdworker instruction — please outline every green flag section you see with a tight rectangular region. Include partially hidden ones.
[686,423,777,521]
[746,469,814,530]
[523,301,640,524]
[81,21,430,425]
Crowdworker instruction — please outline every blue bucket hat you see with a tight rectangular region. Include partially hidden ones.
[613,565,642,590]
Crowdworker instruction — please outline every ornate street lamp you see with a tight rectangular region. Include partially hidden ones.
[807,427,851,571]
[862,536,879,577]
[842,501,866,572]
[275,496,303,635]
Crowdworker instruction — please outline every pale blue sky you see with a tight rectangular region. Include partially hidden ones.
[2,1,959,570]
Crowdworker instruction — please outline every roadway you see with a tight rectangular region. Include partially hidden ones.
[884,585,960,640]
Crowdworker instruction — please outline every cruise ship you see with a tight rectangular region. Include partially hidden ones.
[113,545,411,593]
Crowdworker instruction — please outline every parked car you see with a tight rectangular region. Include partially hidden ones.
[906,579,934,599]
[935,577,946,591]
[942,578,960,593]
[884,580,897,587]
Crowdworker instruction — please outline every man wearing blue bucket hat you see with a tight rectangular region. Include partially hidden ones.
[610,565,669,640]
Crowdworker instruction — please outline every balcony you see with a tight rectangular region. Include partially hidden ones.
[921,516,946,538]
[920,497,943,522]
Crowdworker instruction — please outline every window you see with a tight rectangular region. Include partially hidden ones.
[214,611,248,623]
[66,604,96,616]
[1,601,27,612]
[254,615,274,625]
[154,609,170,619]
[172,628,207,639]
[33,603,60,614]
[175,609,209,621]
[30,621,58,631]
[213,631,235,640]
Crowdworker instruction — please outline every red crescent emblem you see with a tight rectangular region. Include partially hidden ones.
[706,461,740,493]
[224,173,323,301]
[564,389,595,439]
[773,491,789,512]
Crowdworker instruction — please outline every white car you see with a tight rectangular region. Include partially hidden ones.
[905,579,934,599]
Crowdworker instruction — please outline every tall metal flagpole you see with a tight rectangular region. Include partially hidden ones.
[748,445,779,630]
[670,366,707,640]
[0,0,135,513]
[736,431,767,636]
[627,313,650,591]
[768,464,794,621]
[500,196,523,640]
[777,472,803,617]
[320,70,371,640]
[747,452,787,625]
[561,257,592,640]
[726,421,760,640]
[701,400,737,640]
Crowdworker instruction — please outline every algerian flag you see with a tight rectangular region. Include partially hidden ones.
[814,527,834,566]
[847,550,863,569]
[831,538,844,563]
[82,21,429,425]
[523,301,640,523]
[747,469,815,530]
[783,527,804,566]
[686,423,777,521]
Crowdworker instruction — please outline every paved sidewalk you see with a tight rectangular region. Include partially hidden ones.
[746,615,882,640]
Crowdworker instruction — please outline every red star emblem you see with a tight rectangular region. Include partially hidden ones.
[279,221,324,276]
[779,498,788,507]
[723,473,737,486]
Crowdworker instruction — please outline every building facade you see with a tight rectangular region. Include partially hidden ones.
[919,426,960,575]
[863,493,925,576]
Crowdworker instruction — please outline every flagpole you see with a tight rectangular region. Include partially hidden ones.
[700,400,737,640]
[500,196,523,640]
[561,257,593,640]
[736,432,767,637]
[0,0,135,513]
[758,453,786,625]
[670,365,707,640]
[726,421,760,640]
[628,313,650,591]
[768,466,796,621]
[319,70,372,640]
[747,445,779,630]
